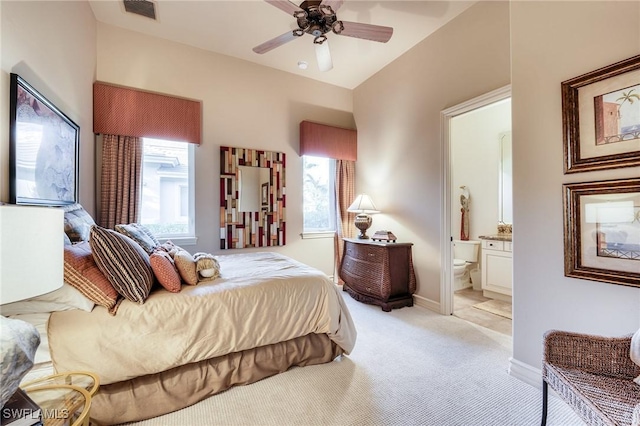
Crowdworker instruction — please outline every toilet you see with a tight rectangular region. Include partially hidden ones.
[453,240,480,291]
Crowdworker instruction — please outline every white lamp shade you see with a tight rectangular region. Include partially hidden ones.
[347,194,380,214]
[315,40,333,72]
[0,205,64,304]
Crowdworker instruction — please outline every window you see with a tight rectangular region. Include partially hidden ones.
[140,138,195,241]
[303,155,336,234]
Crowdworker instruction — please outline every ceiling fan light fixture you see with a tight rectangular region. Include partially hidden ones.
[315,39,333,72]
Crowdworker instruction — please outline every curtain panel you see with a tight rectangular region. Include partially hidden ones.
[299,121,357,161]
[93,82,202,145]
[334,160,356,282]
[99,135,143,229]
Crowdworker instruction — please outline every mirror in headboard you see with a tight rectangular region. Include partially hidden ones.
[220,146,286,249]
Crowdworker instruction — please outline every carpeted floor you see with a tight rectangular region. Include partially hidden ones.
[124,292,584,426]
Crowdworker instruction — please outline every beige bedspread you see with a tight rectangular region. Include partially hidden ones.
[48,252,356,385]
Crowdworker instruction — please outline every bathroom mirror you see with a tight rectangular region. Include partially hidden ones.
[498,131,513,224]
[220,146,286,249]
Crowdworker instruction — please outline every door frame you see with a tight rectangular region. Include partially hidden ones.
[439,85,511,315]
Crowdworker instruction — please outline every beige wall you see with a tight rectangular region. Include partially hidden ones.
[1,1,97,215]
[353,1,511,306]
[510,1,640,373]
[96,22,354,273]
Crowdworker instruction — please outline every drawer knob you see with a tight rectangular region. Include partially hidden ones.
[366,287,372,292]
[368,253,374,257]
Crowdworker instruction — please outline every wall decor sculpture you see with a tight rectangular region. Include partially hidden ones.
[220,146,286,249]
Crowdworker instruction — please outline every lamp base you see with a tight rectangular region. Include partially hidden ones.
[354,214,372,239]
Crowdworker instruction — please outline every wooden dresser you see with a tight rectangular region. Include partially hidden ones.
[339,238,416,311]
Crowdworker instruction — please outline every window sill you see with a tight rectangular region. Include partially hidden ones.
[157,236,198,246]
[301,231,336,239]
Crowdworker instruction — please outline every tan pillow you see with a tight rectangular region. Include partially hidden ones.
[631,329,640,385]
[174,250,198,286]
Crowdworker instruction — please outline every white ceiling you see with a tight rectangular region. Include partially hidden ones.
[88,0,476,89]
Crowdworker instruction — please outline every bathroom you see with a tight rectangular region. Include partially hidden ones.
[450,97,513,335]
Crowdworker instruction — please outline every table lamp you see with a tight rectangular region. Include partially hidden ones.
[347,194,380,239]
[0,204,64,408]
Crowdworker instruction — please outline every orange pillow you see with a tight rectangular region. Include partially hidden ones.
[150,251,181,293]
[63,242,121,315]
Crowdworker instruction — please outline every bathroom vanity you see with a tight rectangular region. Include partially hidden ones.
[479,235,512,301]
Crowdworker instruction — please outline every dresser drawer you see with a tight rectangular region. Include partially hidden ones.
[344,243,386,263]
[342,256,384,295]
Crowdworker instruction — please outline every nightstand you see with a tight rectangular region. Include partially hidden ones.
[20,372,99,426]
[339,238,416,311]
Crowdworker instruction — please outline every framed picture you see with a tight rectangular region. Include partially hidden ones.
[562,54,640,173]
[261,182,269,207]
[563,178,640,288]
[9,73,79,205]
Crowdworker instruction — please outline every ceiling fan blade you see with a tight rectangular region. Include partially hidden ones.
[264,0,303,17]
[319,0,344,14]
[337,21,393,43]
[253,31,300,54]
[315,40,333,72]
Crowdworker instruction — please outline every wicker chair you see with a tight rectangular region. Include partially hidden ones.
[541,330,640,426]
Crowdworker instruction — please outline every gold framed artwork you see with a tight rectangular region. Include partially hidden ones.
[563,178,640,288]
[562,54,640,173]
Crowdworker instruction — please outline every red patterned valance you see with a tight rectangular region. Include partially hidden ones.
[299,120,357,161]
[93,82,202,144]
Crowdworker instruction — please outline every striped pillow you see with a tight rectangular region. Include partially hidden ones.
[90,226,154,304]
[63,242,120,315]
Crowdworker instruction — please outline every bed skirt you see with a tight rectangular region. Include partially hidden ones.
[91,333,343,425]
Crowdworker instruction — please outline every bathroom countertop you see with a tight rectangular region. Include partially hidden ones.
[479,234,513,242]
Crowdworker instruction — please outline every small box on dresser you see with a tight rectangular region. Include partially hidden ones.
[339,238,416,311]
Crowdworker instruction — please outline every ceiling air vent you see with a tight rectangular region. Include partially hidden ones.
[123,0,157,20]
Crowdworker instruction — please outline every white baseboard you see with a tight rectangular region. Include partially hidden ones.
[509,357,542,389]
[413,294,440,313]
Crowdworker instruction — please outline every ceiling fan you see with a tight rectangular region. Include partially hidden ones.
[252,0,393,72]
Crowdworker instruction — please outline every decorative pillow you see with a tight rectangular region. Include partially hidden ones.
[90,226,154,304]
[114,223,159,255]
[631,328,640,385]
[150,250,182,293]
[193,252,221,282]
[0,316,40,407]
[173,249,198,286]
[63,241,120,315]
[0,283,94,316]
[60,204,96,242]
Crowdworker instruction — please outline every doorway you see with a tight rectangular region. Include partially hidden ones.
[440,85,512,335]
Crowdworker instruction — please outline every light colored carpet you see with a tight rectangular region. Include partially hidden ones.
[124,293,583,426]
[473,299,513,320]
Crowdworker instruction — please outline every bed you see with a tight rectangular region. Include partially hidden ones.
[8,250,355,425]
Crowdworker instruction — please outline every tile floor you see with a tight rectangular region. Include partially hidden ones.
[453,288,512,336]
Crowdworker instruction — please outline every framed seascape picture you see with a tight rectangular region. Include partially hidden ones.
[562,54,640,173]
[9,73,79,205]
[563,178,640,288]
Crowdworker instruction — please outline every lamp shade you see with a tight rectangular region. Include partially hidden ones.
[347,194,380,214]
[0,205,64,304]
